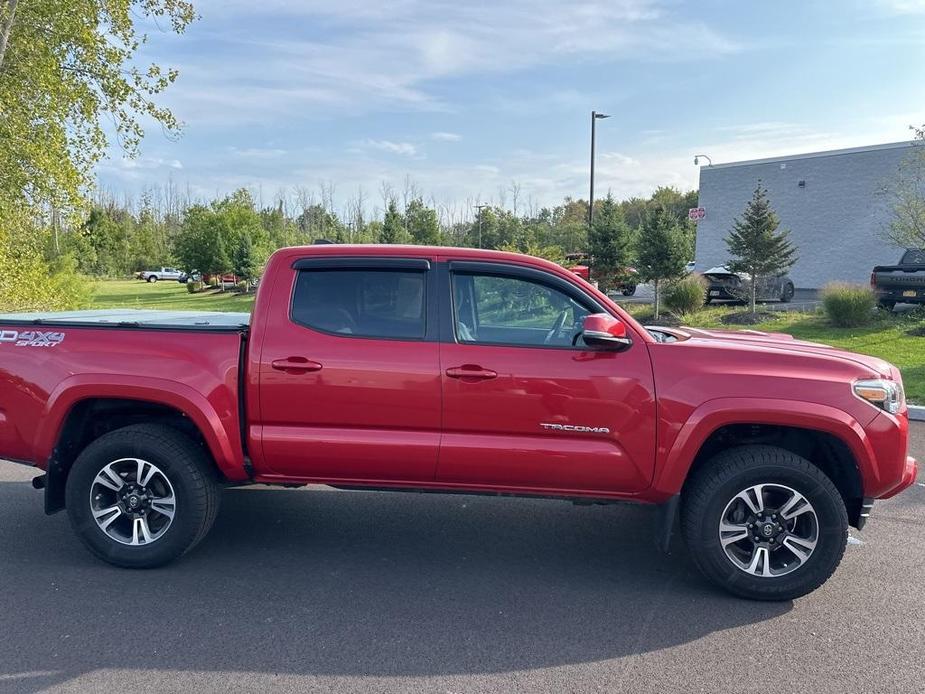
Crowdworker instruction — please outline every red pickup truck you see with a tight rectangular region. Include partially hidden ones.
[0,245,916,599]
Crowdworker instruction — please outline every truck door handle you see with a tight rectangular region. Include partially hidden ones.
[271,357,323,374]
[445,364,497,381]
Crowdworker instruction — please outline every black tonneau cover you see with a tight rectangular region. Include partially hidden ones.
[0,309,250,331]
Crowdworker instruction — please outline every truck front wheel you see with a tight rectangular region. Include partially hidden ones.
[681,445,848,600]
[65,424,221,568]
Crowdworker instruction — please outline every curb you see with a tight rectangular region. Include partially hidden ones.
[910,406,925,422]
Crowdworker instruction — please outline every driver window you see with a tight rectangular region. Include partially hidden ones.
[453,272,590,347]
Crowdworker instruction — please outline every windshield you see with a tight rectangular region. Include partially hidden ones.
[901,249,925,265]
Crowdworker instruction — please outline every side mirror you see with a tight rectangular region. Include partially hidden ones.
[580,313,632,351]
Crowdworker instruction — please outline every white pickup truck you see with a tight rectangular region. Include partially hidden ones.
[136,267,183,283]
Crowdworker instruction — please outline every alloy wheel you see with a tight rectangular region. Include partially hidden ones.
[89,458,176,546]
[718,483,819,578]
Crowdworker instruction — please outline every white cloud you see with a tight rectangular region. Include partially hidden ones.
[875,0,925,13]
[431,132,462,141]
[160,1,741,124]
[360,139,419,156]
[229,146,288,159]
[600,152,638,166]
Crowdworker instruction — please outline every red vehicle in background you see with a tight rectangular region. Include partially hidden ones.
[565,252,638,296]
[0,244,916,600]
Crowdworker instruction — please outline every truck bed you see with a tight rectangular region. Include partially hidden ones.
[0,308,251,331]
[0,309,248,473]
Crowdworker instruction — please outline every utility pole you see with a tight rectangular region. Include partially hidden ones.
[473,204,489,248]
[589,111,610,227]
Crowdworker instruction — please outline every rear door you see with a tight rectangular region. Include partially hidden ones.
[256,256,442,482]
[436,260,657,494]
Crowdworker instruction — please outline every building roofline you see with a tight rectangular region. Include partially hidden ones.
[701,140,917,171]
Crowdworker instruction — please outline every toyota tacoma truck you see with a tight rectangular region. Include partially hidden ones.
[871,248,925,310]
[0,245,917,600]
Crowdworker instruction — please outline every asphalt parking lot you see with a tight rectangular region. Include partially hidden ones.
[0,426,922,693]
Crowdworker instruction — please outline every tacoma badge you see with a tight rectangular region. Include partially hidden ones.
[540,423,610,434]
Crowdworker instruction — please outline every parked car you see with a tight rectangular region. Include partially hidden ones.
[136,267,183,283]
[871,249,925,310]
[0,245,916,600]
[703,266,795,304]
[177,271,201,284]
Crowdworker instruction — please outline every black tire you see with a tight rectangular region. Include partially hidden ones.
[681,445,848,601]
[147,275,158,283]
[65,424,221,568]
[781,282,794,303]
[621,284,637,297]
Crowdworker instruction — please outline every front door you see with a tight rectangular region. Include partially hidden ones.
[437,261,657,494]
[257,257,441,482]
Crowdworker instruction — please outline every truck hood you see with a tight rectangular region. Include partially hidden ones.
[647,325,894,378]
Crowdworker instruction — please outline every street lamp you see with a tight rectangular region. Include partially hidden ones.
[589,110,610,227]
[693,154,713,167]
[473,204,490,248]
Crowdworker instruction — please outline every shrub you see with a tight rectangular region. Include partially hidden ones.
[663,273,707,315]
[186,280,202,294]
[821,282,876,327]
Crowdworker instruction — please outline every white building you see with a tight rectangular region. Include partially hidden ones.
[694,141,917,289]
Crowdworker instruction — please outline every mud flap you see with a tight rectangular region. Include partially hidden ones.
[656,493,681,553]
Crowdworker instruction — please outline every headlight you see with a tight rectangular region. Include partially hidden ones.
[853,378,905,415]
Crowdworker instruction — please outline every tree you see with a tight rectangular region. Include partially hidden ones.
[636,206,688,318]
[588,193,632,291]
[173,205,231,286]
[380,200,410,243]
[0,0,196,215]
[725,183,798,314]
[0,204,89,312]
[881,126,925,249]
[0,0,194,310]
[231,232,257,291]
[404,198,441,245]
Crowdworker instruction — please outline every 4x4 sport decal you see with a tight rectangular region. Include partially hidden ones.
[0,330,66,347]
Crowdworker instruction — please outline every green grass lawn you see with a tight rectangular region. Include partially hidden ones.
[92,279,256,313]
[89,280,924,404]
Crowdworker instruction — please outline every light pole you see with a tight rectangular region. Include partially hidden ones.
[589,111,610,227]
[693,154,713,167]
[473,204,489,248]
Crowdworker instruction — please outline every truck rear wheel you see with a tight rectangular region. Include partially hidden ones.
[65,424,221,568]
[681,445,848,601]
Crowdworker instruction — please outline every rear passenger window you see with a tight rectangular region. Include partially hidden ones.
[291,269,426,339]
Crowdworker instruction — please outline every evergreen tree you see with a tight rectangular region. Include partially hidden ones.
[231,232,257,291]
[380,200,410,243]
[636,206,688,318]
[725,183,798,314]
[588,193,632,291]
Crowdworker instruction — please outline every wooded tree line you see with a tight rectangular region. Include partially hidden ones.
[56,183,700,289]
[0,0,195,310]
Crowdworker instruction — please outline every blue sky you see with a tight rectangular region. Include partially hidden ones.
[98,0,925,217]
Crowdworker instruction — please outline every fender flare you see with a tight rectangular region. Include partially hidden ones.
[651,397,876,497]
[36,374,248,482]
